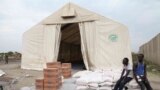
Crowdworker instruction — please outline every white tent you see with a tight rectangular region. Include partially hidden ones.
[22,3,132,70]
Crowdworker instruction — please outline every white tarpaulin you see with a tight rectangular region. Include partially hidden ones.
[79,22,96,70]
[43,25,61,62]
[21,3,132,70]
[93,20,132,69]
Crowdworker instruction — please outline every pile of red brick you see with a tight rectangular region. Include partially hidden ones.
[35,78,44,90]
[35,62,72,90]
[62,63,72,78]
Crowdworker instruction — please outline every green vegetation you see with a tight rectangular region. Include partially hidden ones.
[132,52,138,62]
[0,51,21,60]
[145,60,160,76]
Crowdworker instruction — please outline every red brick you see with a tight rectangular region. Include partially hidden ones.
[62,63,72,68]
[46,62,61,68]
[35,78,44,90]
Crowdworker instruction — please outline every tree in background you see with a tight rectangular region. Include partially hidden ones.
[0,51,21,61]
[132,52,138,63]
[14,52,21,60]
[0,53,5,61]
[7,51,14,56]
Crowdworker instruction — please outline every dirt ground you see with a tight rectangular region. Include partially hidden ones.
[0,60,160,90]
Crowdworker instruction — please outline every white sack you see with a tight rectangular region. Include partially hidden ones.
[102,76,113,82]
[95,69,113,78]
[0,70,5,76]
[113,73,121,83]
[20,87,31,90]
[99,81,113,87]
[73,70,92,78]
[76,86,89,90]
[99,86,112,90]
[76,72,105,85]
[88,83,99,88]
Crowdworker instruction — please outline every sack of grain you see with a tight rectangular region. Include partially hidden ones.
[76,85,89,90]
[72,70,92,78]
[99,86,112,90]
[88,82,99,88]
[99,81,113,87]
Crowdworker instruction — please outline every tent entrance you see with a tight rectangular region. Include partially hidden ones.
[58,23,85,70]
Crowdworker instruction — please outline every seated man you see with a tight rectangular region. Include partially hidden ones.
[113,58,133,90]
[133,54,152,90]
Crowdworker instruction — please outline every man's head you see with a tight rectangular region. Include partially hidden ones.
[123,58,129,66]
[138,54,144,63]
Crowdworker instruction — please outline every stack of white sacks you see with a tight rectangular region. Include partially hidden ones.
[73,69,140,90]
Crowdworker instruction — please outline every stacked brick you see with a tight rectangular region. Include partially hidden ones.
[35,78,44,90]
[35,62,72,90]
[46,62,62,87]
[43,68,60,90]
[62,63,72,78]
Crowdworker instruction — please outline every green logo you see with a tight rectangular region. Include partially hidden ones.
[108,34,118,42]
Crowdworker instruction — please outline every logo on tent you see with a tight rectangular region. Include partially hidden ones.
[108,34,118,42]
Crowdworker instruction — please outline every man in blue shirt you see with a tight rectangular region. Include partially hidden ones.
[133,54,152,90]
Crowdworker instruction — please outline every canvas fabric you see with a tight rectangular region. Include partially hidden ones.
[21,3,132,70]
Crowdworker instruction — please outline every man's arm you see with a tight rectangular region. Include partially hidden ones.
[120,69,125,79]
[144,64,147,78]
[123,70,130,80]
[133,63,139,82]
[133,64,137,77]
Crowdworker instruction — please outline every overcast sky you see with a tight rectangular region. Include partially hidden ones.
[0,0,160,52]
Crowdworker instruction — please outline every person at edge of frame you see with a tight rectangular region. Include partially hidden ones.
[133,54,152,90]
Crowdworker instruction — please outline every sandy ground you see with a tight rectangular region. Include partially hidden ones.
[0,60,160,90]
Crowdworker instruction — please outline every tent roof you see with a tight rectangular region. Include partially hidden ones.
[42,3,106,24]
